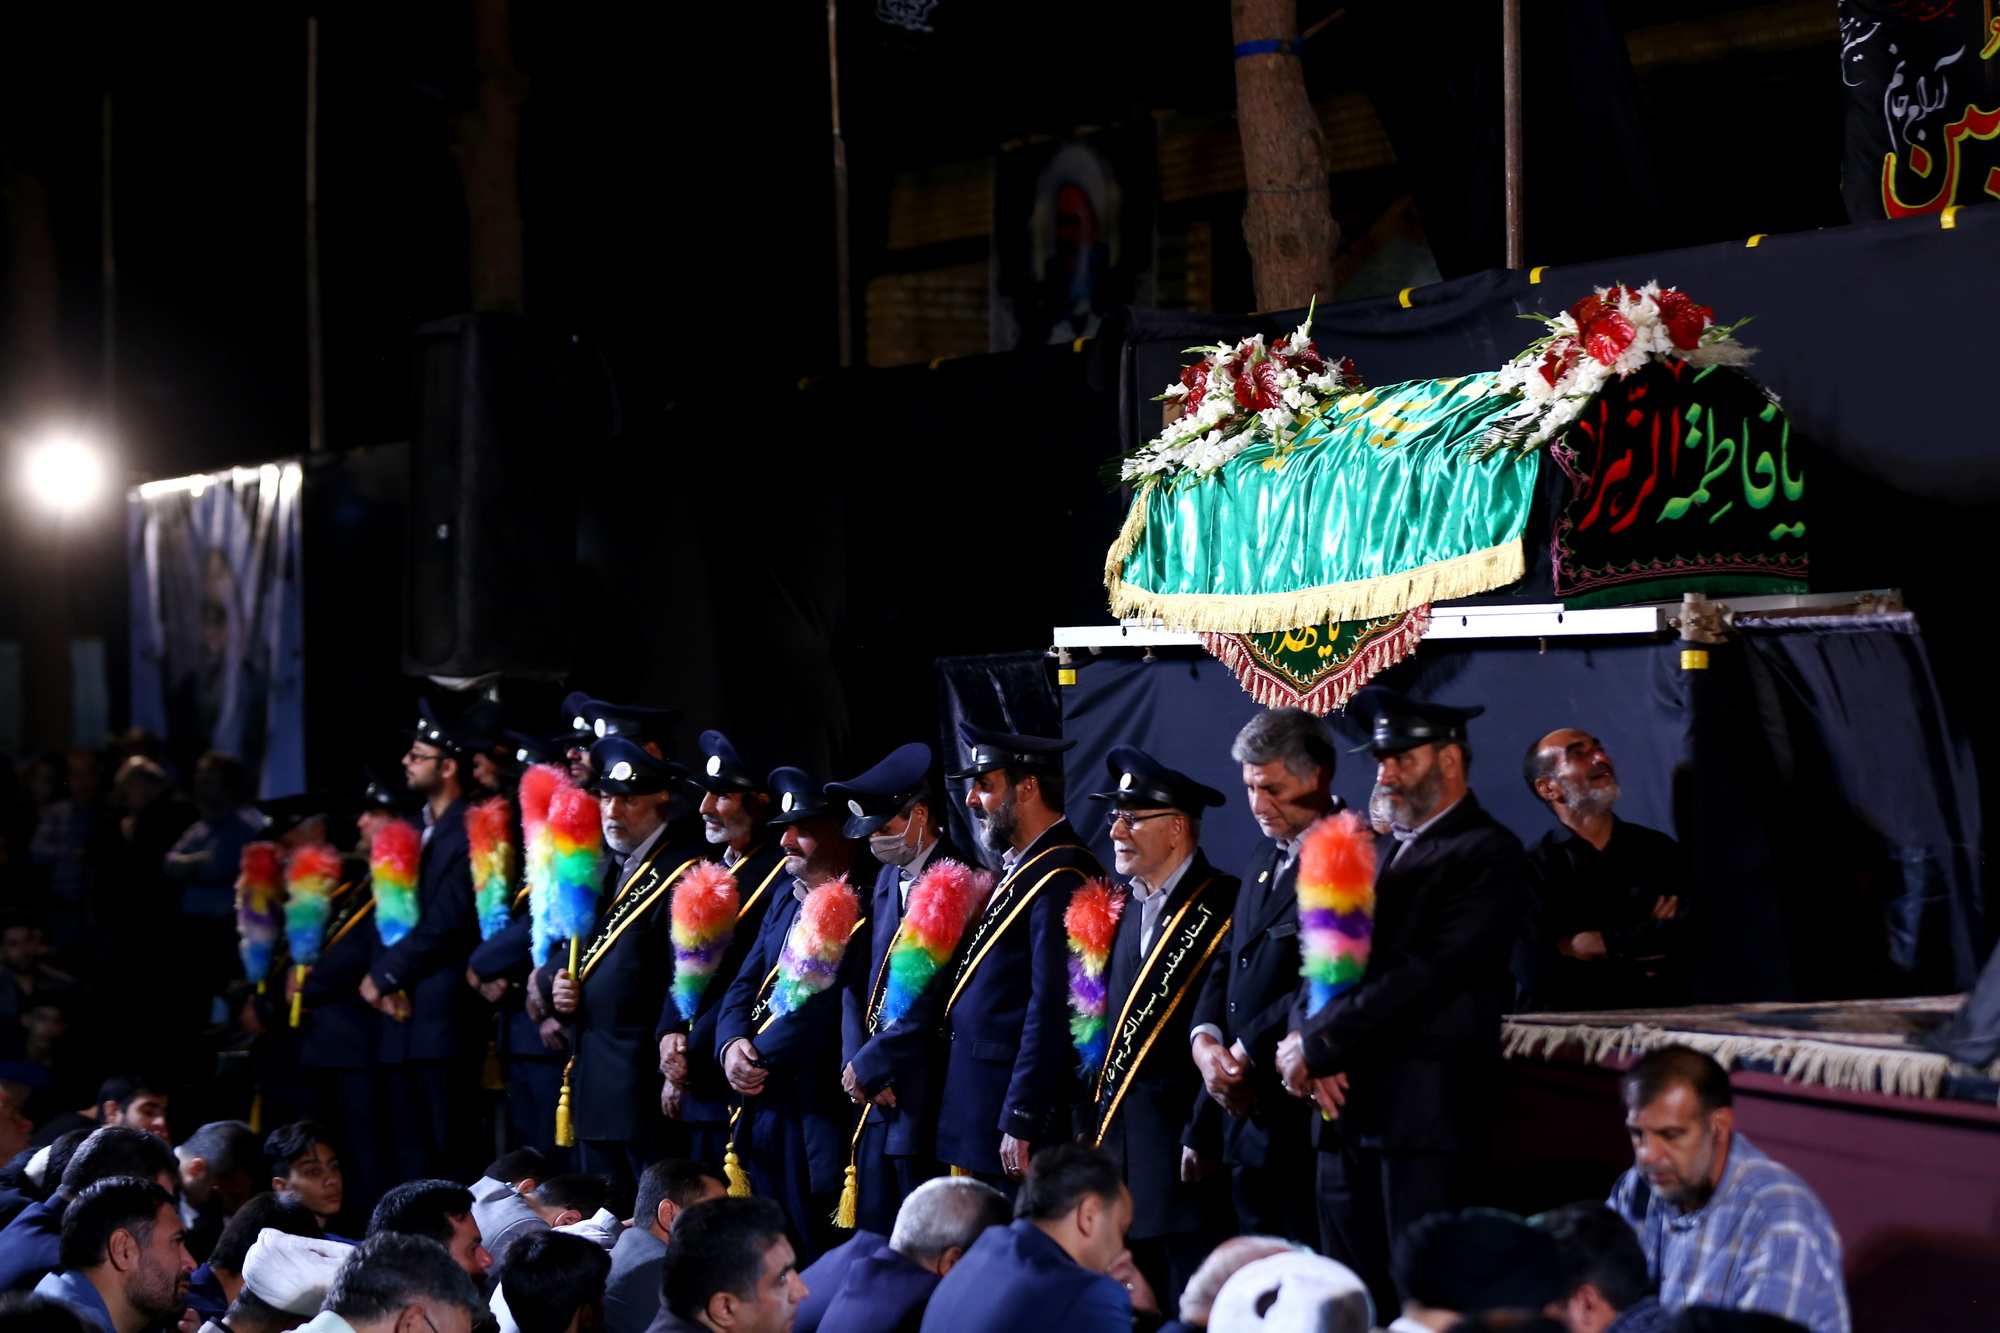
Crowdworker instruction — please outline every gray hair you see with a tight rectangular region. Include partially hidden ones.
[889,1177,1012,1267]
[1231,708,1339,781]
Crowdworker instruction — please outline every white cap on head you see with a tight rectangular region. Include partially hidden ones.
[242,1229,350,1315]
[1208,1252,1373,1333]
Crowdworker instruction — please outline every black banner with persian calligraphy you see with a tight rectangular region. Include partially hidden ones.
[1840,1,2000,222]
[1550,361,1806,608]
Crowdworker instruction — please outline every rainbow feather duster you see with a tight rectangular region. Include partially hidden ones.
[1064,879,1123,1075]
[766,877,860,1019]
[877,858,989,1030]
[370,819,422,947]
[670,861,739,1022]
[236,841,284,981]
[468,796,517,940]
[282,842,342,967]
[528,773,605,966]
[1297,810,1377,1015]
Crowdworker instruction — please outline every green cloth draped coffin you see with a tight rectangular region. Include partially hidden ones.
[1107,374,1539,634]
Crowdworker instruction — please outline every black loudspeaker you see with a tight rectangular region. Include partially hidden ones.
[402,313,619,678]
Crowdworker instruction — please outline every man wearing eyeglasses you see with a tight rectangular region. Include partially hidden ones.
[362,699,484,1184]
[1082,746,1239,1312]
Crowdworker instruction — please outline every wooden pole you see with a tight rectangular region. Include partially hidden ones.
[1502,0,1524,269]
[828,0,852,367]
[1229,0,1336,312]
[306,17,325,451]
[101,92,116,427]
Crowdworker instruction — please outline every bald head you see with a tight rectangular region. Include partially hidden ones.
[1524,728,1620,818]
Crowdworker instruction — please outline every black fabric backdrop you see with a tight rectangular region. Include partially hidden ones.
[1037,617,1983,1006]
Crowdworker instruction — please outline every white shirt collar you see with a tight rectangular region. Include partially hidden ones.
[617,820,669,873]
[1129,851,1193,901]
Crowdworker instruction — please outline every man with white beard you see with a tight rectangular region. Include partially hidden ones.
[656,731,788,1164]
[1517,728,1691,1011]
[550,737,712,1198]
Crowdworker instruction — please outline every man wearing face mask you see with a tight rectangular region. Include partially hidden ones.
[938,724,1103,1187]
[1274,687,1534,1316]
[715,768,870,1263]
[827,742,965,1235]
[657,731,789,1164]
[549,738,713,1198]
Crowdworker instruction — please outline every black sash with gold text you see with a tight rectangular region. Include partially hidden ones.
[1088,875,1232,1147]
[577,841,705,983]
[941,844,1095,1018]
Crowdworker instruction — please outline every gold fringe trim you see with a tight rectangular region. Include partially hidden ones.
[1502,1018,2000,1103]
[1200,607,1430,715]
[1110,539,1523,634]
[1102,483,1156,587]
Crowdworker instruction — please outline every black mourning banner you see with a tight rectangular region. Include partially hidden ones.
[1840,1,2000,222]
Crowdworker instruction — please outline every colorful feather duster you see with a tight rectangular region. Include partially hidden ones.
[282,842,342,968]
[518,763,561,899]
[528,773,605,966]
[236,841,284,982]
[766,877,860,1019]
[468,796,517,940]
[1297,810,1377,1015]
[877,858,990,1030]
[1063,879,1124,1075]
[370,819,422,947]
[670,861,739,1023]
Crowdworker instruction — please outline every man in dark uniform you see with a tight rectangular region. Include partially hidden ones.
[1081,746,1237,1309]
[550,738,713,1198]
[559,694,682,783]
[362,700,485,1183]
[295,780,400,1215]
[1276,686,1534,1315]
[828,742,963,1236]
[659,731,788,1165]
[937,724,1103,1187]
[467,732,573,1165]
[1516,728,1691,1011]
[1189,706,1342,1244]
[715,767,868,1263]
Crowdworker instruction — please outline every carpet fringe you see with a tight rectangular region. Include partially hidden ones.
[1502,1019,1999,1103]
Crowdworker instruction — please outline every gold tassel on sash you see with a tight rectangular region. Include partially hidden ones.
[554,938,580,1147]
[724,1106,751,1197]
[832,1105,869,1230]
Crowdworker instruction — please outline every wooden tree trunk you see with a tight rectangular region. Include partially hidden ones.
[1230,0,1336,312]
[449,0,530,313]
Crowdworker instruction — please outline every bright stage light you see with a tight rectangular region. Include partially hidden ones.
[21,436,106,512]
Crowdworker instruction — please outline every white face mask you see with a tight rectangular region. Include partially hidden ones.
[869,809,926,868]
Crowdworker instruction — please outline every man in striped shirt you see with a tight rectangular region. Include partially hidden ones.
[1608,1046,1848,1333]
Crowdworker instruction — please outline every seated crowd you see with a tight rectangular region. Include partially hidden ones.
[0,1043,1837,1333]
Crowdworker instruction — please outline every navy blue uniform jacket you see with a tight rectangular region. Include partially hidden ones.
[794,1229,886,1333]
[1292,791,1533,1152]
[842,837,965,1157]
[935,821,1101,1175]
[298,875,383,1070]
[714,879,873,1195]
[468,907,550,1060]
[573,832,714,1144]
[1098,848,1237,1240]
[1189,831,1319,1169]
[817,1241,941,1333]
[917,1220,1128,1333]
[655,838,789,1125]
[0,1196,63,1292]
[370,800,483,1062]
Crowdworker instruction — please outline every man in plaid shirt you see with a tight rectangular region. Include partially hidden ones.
[1608,1046,1848,1333]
